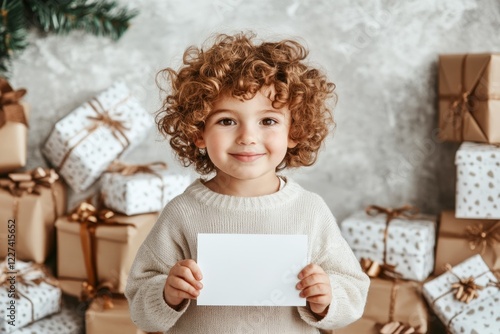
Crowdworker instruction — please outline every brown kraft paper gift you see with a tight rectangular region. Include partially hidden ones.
[56,205,157,296]
[438,53,500,144]
[0,169,66,263]
[0,101,29,174]
[85,297,161,334]
[434,210,499,275]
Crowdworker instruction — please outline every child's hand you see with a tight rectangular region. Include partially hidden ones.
[164,259,203,309]
[296,264,332,317]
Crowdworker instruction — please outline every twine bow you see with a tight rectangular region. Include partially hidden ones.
[465,221,500,255]
[486,279,500,289]
[360,258,402,280]
[81,280,115,310]
[0,78,27,129]
[380,321,418,334]
[106,160,168,176]
[445,264,484,303]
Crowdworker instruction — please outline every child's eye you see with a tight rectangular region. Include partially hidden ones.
[216,118,236,126]
[261,118,277,126]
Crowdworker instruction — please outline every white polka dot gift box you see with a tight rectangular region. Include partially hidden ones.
[340,206,436,281]
[455,142,500,219]
[0,260,62,333]
[42,82,153,193]
[100,161,191,216]
[423,255,500,334]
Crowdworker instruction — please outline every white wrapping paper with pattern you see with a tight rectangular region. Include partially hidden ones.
[0,261,62,333]
[340,210,436,281]
[100,170,191,215]
[42,82,152,193]
[423,255,500,334]
[455,142,500,219]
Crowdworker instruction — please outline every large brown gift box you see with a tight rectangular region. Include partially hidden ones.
[331,318,379,334]
[0,169,66,263]
[56,210,157,296]
[86,297,160,334]
[438,53,500,144]
[434,210,499,275]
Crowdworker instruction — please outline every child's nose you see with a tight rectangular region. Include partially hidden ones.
[236,124,257,145]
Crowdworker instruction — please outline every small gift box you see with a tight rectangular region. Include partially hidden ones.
[0,168,66,263]
[42,82,152,193]
[340,206,436,281]
[86,297,160,334]
[438,53,500,144]
[0,261,62,333]
[455,142,500,219]
[0,78,29,174]
[434,211,499,275]
[100,161,191,215]
[56,201,157,296]
[423,255,500,334]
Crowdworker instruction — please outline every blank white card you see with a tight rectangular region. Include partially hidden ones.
[197,233,308,306]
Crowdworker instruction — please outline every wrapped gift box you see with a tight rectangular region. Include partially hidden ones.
[42,82,152,193]
[0,169,66,263]
[423,255,500,334]
[0,79,29,174]
[101,166,191,215]
[340,210,436,281]
[0,261,62,333]
[455,142,500,219]
[86,297,160,334]
[56,210,157,296]
[438,53,500,144]
[434,211,499,275]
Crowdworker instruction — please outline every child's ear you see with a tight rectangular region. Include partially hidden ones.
[194,137,206,149]
[288,138,298,148]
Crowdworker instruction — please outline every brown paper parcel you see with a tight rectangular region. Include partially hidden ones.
[0,102,29,173]
[434,211,499,275]
[363,278,429,333]
[85,297,160,334]
[331,318,379,334]
[56,212,157,296]
[0,176,66,263]
[438,53,500,144]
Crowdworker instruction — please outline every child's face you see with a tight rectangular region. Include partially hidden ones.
[195,88,297,184]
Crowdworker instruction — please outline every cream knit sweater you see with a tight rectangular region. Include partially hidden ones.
[125,178,369,333]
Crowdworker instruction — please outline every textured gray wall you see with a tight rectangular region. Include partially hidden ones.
[9,0,500,220]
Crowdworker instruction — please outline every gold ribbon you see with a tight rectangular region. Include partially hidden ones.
[0,78,28,129]
[360,258,402,280]
[465,221,500,255]
[379,321,418,334]
[58,95,131,171]
[106,160,168,176]
[67,200,135,297]
[0,168,61,228]
[440,55,492,141]
[81,280,115,310]
[365,205,420,265]
[444,264,484,304]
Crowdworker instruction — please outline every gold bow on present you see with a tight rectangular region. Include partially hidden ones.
[380,321,418,334]
[360,258,402,280]
[465,221,500,255]
[81,280,115,310]
[67,200,135,298]
[0,78,27,129]
[106,160,168,176]
[444,264,484,303]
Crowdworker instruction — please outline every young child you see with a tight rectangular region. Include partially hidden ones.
[125,32,369,333]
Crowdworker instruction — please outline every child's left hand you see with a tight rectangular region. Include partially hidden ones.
[296,264,332,317]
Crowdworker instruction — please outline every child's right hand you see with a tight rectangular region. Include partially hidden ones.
[163,259,203,309]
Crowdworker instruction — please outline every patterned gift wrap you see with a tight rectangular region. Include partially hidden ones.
[42,82,152,193]
[100,162,191,215]
[455,142,500,219]
[0,261,62,333]
[423,255,500,334]
[340,207,436,281]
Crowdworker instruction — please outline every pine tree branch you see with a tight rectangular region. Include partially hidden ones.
[25,0,138,41]
[0,0,28,73]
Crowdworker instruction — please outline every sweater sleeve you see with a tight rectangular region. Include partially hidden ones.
[124,208,190,332]
[297,198,370,330]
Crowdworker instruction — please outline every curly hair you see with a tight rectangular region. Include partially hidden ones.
[156,32,336,175]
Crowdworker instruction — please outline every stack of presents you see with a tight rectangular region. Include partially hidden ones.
[0,79,191,333]
[332,54,500,333]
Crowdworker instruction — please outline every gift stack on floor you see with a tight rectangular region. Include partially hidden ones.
[0,79,190,333]
[332,54,500,334]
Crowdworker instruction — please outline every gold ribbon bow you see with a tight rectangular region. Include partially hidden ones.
[81,280,115,310]
[360,258,402,280]
[380,321,418,334]
[465,221,500,255]
[445,264,484,303]
[67,200,135,297]
[365,205,420,265]
[58,96,131,171]
[0,78,27,129]
[106,160,168,176]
